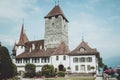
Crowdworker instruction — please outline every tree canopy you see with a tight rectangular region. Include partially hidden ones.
[0,45,16,79]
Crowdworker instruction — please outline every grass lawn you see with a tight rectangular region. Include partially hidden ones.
[44,76,95,80]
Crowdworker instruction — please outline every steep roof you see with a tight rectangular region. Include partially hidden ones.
[17,24,29,45]
[16,40,56,58]
[44,5,68,22]
[12,42,16,52]
[16,48,56,58]
[53,42,70,55]
[69,41,99,56]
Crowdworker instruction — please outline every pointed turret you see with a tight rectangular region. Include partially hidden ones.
[12,42,16,56]
[44,5,68,22]
[17,23,29,45]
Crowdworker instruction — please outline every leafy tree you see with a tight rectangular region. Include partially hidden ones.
[24,63,36,78]
[103,65,108,71]
[0,45,16,79]
[42,64,56,77]
[98,57,104,68]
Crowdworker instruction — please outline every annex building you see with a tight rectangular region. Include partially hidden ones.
[12,4,100,74]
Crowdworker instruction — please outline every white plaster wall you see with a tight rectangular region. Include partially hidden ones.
[51,55,70,69]
[15,58,52,72]
[17,66,25,72]
[70,55,98,74]
[16,46,24,56]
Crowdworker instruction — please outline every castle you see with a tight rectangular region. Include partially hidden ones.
[12,4,100,74]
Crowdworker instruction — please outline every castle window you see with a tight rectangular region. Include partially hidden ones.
[87,57,92,62]
[79,57,85,62]
[63,55,66,60]
[56,56,59,60]
[32,44,35,50]
[87,65,91,71]
[75,65,79,71]
[73,57,78,63]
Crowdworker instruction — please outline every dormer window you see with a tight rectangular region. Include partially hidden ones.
[80,48,85,52]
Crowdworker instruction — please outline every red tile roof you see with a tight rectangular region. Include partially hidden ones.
[44,5,68,22]
[69,41,99,56]
[17,24,29,46]
[53,42,70,55]
[16,40,56,58]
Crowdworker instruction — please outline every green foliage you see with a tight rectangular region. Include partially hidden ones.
[55,68,57,72]
[36,71,42,77]
[103,65,108,71]
[42,64,56,78]
[98,57,104,68]
[0,46,16,79]
[24,63,36,78]
[67,67,71,70]
[57,71,65,77]
[63,68,66,72]
[91,66,95,70]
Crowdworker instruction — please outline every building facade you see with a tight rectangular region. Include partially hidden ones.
[12,5,100,75]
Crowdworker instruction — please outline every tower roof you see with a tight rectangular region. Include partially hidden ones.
[44,5,68,22]
[17,24,29,45]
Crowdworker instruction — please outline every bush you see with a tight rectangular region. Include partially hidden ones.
[36,71,42,77]
[42,64,56,78]
[57,71,65,77]
[24,71,35,78]
[24,63,36,78]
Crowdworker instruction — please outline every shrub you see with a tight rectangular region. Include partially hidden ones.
[36,71,42,77]
[42,64,56,78]
[24,63,36,78]
[57,71,65,77]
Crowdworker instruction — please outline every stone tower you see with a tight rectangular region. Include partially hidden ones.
[44,5,69,48]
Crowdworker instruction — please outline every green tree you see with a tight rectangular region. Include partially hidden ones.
[103,65,108,71]
[0,45,16,79]
[24,63,36,78]
[42,64,56,77]
[98,57,104,68]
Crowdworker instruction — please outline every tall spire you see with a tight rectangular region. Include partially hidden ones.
[55,0,59,5]
[82,36,84,42]
[58,0,60,5]
[17,22,29,45]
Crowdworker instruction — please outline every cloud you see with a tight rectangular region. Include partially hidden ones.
[0,0,40,21]
[0,34,16,46]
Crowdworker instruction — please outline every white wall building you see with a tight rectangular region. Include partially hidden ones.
[12,5,100,75]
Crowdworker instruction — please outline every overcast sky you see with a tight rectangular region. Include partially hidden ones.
[0,0,120,61]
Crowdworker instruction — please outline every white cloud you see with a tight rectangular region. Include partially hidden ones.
[0,34,16,46]
[0,0,40,21]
